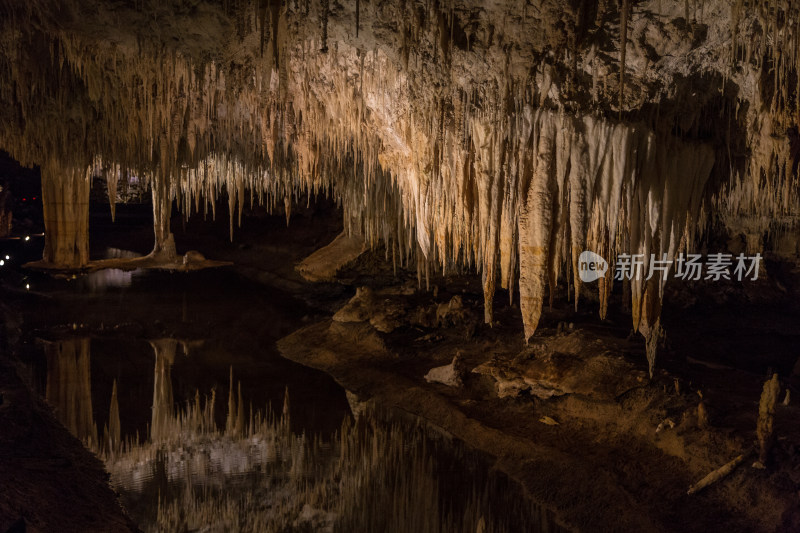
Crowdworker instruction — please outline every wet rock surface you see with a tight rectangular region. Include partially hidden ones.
[279,245,800,533]
[0,355,139,533]
[473,331,648,400]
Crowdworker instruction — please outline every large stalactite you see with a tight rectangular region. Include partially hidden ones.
[1,0,798,372]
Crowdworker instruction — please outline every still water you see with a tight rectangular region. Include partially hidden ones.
[7,247,564,532]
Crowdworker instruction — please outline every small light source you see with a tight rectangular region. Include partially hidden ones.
[4,255,9,260]
[0,260,4,266]
[24,236,30,241]
[25,283,30,290]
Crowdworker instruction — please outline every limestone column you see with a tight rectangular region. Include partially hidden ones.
[150,174,176,260]
[40,161,90,267]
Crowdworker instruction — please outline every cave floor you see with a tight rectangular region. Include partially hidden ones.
[275,246,800,533]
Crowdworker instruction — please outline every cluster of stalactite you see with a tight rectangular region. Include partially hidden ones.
[0,0,797,370]
[714,0,800,240]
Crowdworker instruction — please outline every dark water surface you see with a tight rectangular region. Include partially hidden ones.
[2,239,563,532]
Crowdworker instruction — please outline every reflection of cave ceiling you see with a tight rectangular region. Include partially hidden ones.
[1,1,798,367]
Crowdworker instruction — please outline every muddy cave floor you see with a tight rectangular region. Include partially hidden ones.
[2,200,800,532]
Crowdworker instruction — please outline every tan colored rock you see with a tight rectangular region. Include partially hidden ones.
[0,0,795,376]
[435,295,465,327]
[41,162,91,268]
[474,331,646,401]
[296,232,365,282]
[424,353,467,388]
[757,373,781,464]
[333,287,375,324]
[183,250,206,264]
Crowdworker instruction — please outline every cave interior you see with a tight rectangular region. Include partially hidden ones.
[1,1,800,532]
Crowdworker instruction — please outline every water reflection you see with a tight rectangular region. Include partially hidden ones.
[41,338,564,533]
[150,339,176,442]
[44,338,98,446]
[80,248,141,291]
[81,268,135,291]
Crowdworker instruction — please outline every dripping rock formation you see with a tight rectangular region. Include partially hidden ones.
[1,0,799,364]
[2,3,800,529]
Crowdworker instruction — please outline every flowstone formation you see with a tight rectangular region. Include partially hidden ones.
[1,0,798,372]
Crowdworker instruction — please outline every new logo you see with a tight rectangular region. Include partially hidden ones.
[578,250,608,283]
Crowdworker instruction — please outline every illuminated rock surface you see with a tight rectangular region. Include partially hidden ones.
[1,0,798,355]
[2,1,800,531]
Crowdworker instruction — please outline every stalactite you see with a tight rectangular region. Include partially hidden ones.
[0,0,795,375]
[105,165,118,222]
[268,0,281,69]
[619,0,629,116]
[259,0,268,56]
[320,0,330,53]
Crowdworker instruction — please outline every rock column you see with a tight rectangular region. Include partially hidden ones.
[41,162,90,267]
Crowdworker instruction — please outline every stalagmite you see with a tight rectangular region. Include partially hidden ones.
[756,373,781,465]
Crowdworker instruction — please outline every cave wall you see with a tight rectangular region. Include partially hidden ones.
[0,0,798,360]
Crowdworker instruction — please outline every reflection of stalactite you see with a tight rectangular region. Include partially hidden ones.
[104,379,121,455]
[45,338,97,446]
[150,339,177,442]
[41,161,91,267]
[225,367,247,437]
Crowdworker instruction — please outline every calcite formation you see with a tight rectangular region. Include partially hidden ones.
[41,161,91,267]
[1,0,798,370]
